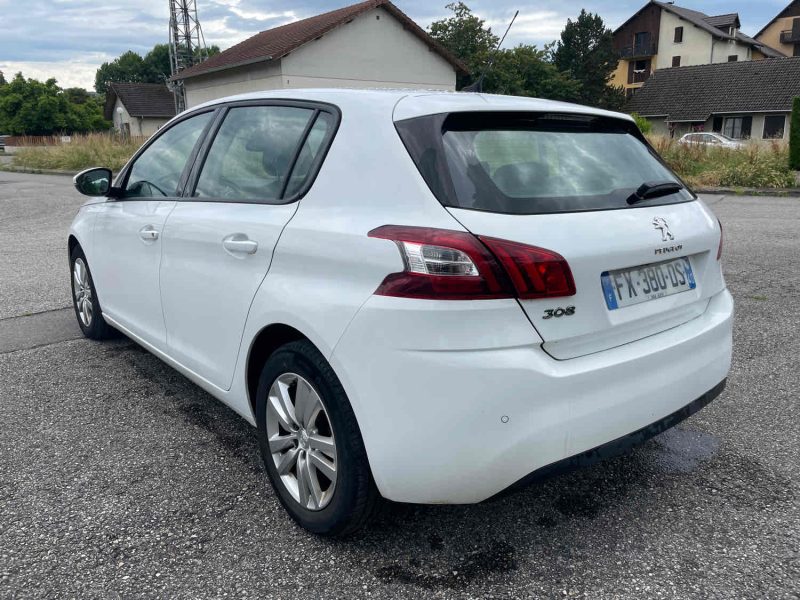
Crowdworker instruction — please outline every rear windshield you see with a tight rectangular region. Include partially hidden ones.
[395,112,694,215]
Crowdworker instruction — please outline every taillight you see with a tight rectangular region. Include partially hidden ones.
[716,219,723,261]
[479,236,576,299]
[368,225,575,300]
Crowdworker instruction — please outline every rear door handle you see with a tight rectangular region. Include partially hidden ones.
[139,225,159,242]
[223,234,258,255]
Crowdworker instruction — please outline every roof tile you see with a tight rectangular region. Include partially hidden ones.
[626,57,800,121]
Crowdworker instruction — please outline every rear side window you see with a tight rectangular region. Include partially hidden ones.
[283,112,334,198]
[194,106,314,201]
[396,112,694,215]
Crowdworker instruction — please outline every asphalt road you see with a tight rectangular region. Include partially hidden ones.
[0,171,798,598]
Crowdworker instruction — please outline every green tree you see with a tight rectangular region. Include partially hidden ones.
[552,9,625,110]
[0,71,6,86]
[0,73,108,135]
[484,45,582,100]
[790,97,800,171]
[428,2,498,89]
[96,44,223,93]
[94,50,149,94]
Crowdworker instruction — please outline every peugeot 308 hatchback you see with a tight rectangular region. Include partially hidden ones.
[69,90,732,536]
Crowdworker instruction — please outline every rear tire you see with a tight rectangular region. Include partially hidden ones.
[256,340,379,536]
[70,245,116,340]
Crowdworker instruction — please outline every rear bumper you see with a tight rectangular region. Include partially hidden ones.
[496,378,726,499]
[331,288,733,504]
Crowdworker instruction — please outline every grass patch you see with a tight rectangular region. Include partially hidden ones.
[10,134,145,172]
[648,136,797,189]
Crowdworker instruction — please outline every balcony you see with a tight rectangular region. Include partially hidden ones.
[618,41,658,59]
[780,29,800,44]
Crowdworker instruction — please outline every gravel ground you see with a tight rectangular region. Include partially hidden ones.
[0,185,798,598]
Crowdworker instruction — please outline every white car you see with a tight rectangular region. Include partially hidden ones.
[69,89,732,536]
[678,132,743,148]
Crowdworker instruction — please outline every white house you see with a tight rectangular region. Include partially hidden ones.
[171,0,467,108]
[103,83,177,137]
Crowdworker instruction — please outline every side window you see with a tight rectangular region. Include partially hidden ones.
[283,112,334,198]
[124,112,213,198]
[193,105,315,201]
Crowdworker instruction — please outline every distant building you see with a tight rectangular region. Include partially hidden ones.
[612,1,785,97]
[755,0,800,58]
[104,83,177,137]
[170,0,466,109]
[626,57,800,139]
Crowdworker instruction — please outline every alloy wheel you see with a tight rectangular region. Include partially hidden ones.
[72,258,93,327]
[266,373,338,510]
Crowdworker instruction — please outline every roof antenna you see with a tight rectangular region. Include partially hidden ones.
[462,10,519,93]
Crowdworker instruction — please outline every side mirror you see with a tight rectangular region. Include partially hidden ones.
[74,167,112,197]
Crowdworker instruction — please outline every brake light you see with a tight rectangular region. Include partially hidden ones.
[716,219,723,261]
[479,236,576,299]
[368,225,575,300]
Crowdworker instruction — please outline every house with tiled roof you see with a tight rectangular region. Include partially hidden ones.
[103,83,177,137]
[626,56,800,139]
[612,1,786,97]
[171,0,467,108]
[755,0,800,58]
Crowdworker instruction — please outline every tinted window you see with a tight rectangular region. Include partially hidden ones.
[283,113,334,198]
[124,112,212,198]
[194,105,314,201]
[396,112,693,215]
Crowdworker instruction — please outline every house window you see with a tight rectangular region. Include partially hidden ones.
[722,116,752,139]
[672,56,681,67]
[629,59,651,84]
[763,115,786,139]
[674,26,683,43]
[728,55,738,62]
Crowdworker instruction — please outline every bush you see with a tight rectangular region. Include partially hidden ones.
[631,112,652,135]
[790,97,800,171]
[11,134,143,172]
[649,136,796,189]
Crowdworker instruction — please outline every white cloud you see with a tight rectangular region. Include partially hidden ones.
[229,7,298,22]
[0,57,108,90]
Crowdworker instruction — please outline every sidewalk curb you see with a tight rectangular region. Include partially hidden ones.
[694,187,800,197]
[0,165,74,176]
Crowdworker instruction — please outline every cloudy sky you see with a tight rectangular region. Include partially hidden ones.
[0,0,790,90]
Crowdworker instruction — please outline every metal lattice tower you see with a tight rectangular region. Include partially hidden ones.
[168,0,208,112]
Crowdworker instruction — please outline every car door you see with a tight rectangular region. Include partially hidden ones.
[91,110,215,349]
[159,101,337,390]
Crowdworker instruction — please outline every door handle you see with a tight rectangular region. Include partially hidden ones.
[222,234,258,255]
[139,225,159,242]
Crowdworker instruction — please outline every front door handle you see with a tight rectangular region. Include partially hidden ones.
[223,234,258,255]
[139,225,159,242]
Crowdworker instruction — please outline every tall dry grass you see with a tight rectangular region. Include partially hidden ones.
[649,135,796,189]
[11,133,146,172]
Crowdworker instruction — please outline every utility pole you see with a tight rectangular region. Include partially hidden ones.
[167,0,208,112]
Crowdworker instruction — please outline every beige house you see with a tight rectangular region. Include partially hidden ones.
[104,83,176,137]
[172,0,466,109]
[612,1,785,97]
[755,0,800,58]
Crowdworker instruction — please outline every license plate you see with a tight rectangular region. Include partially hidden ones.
[601,257,696,310]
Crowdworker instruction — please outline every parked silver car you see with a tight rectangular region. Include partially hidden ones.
[678,132,742,149]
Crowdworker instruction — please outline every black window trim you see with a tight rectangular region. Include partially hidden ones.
[181,98,341,205]
[111,106,220,200]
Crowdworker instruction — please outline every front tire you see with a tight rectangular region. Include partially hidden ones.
[70,245,116,340]
[256,340,378,536]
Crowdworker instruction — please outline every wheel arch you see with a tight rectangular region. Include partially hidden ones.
[68,234,81,257]
[245,323,311,418]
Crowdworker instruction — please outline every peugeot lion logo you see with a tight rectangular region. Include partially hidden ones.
[653,217,674,242]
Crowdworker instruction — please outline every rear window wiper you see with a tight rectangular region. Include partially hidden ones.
[627,181,684,205]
